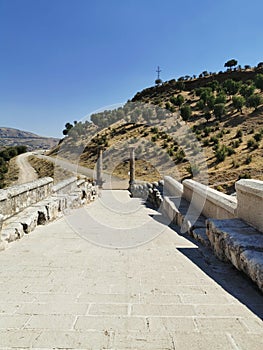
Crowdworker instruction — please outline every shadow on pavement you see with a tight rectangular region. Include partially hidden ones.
[148,208,263,320]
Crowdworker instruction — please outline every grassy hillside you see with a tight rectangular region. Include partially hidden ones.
[49,64,263,194]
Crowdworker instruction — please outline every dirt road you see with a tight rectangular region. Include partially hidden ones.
[15,152,38,184]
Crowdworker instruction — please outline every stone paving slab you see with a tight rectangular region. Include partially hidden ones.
[0,190,262,349]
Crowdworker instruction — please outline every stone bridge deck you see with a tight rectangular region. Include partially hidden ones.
[0,191,262,349]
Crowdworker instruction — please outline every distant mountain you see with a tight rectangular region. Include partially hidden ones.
[0,127,59,151]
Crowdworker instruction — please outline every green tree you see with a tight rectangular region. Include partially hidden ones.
[63,122,73,135]
[224,59,238,70]
[196,99,205,110]
[176,94,184,107]
[8,148,18,158]
[180,105,192,121]
[246,94,263,111]
[215,93,227,104]
[175,81,185,91]
[223,79,240,96]
[207,95,215,109]
[240,84,255,98]
[16,145,27,155]
[232,95,245,112]
[213,103,226,120]
[170,96,177,105]
[255,74,263,91]
[207,80,219,92]
[204,112,212,122]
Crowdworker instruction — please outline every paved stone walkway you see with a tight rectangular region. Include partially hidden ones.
[0,191,262,349]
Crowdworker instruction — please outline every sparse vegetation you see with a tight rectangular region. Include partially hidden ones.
[52,59,263,194]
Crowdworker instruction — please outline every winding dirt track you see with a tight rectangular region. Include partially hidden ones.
[15,152,128,189]
[15,152,38,184]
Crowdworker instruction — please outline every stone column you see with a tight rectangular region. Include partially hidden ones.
[129,147,135,188]
[96,147,103,188]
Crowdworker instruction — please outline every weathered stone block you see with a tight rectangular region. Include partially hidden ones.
[236,179,263,233]
[240,250,263,292]
[206,218,263,292]
[1,222,24,242]
[0,177,53,220]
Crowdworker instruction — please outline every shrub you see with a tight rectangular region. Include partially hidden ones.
[204,112,212,122]
[255,74,263,91]
[231,140,241,148]
[240,84,255,98]
[245,155,252,164]
[254,133,262,142]
[215,144,235,162]
[196,99,205,110]
[215,93,227,104]
[176,94,184,107]
[232,95,245,112]
[213,103,226,120]
[203,127,212,137]
[235,129,243,138]
[215,145,227,162]
[167,148,174,157]
[180,105,192,121]
[216,131,224,139]
[227,147,235,156]
[239,173,251,180]
[247,139,258,149]
[175,148,186,163]
[246,94,262,110]
[186,163,200,177]
[210,136,219,145]
[202,139,210,147]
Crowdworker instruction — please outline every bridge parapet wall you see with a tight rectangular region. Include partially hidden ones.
[164,177,263,230]
[0,177,53,220]
[183,179,237,220]
[162,177,263,291]
[236,179,263,232]
[52,177,79,195]
[0,176,97,250]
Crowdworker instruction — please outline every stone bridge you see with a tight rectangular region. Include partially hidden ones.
[0,173,262,349]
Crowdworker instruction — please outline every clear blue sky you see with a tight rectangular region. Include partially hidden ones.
[0,0,263,137]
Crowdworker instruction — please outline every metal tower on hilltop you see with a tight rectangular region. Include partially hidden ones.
[155,66,162,86]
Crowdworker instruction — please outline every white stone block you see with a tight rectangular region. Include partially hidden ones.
[236,179,263,232]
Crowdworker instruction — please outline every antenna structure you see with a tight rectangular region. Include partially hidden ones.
[155,66,162,86]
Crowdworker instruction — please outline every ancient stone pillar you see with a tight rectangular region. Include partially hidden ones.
[96,147,103,188]
[129,147,135,187]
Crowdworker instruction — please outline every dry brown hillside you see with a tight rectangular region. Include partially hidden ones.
[49,68,263,194]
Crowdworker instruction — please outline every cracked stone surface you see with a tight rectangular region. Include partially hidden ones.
[207,218,263,292]
[0,190,262,349]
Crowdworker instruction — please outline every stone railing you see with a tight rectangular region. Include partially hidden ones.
[161,176,263,292]
[182,179,237,220]
[236,179,263,232]
[163,177,263,229]
[0,177,97,251]
[117,175,263,291]
[0,177,53,220]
